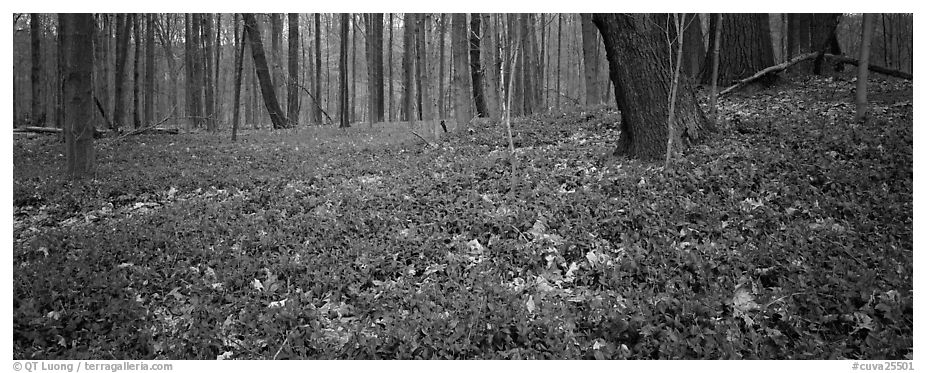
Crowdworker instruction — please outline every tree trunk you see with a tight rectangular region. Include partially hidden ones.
[339,13,350,128]
[144,14,155,128]
[809,13,841,74]
[59,13,95,179]
[856,13,874,122]
[682,13,704,79]
[520,14,539,115]
[592,14,710,160]
[470,13,488,117]
[556,14,562,109]
[388,13,394,122]
[418,15,436,135]
[287,13,301,127]
[242,13,289,129]
[271,13,284,111]
[370,13,384,123]
[351,15,357,122]
[114,14,130,130]
[132,14,141,129]
[215,14,222,123]
[202,14,216,131]
[233,14,245,141]
[438,14,447,120]
[313,13,322,124]
[787,13,801,58]
[30,13,43,126]
[402,13,416,123]
[482,13,501,120]
[700,13,775,86]
[450,13,473,132]
[580,14,601,106]
[189,14,204,128]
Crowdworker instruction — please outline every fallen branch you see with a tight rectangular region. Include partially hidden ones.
[410,131,434,147]
[720,52,913,96]
[113,107,177,141]
[287,81,334,125]
[14,126,62,134]
[93,96,114,129]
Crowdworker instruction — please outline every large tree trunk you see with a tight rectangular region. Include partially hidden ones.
[450,13,473,132]
[482,13,501,120]
[593,14,710,160]
[232,14,245,141]
[242,13,289,129]
[338,13,350,128]
[469,13,488,117]
[787,13,801,58]
[580,14,601,106]
[810,13,841,74]
[287,13,301,127]
[682,13,704,79]
[30,13,43,126]
[144,14,155,128]
[114,14,130,130]
[520,14,540,115]
[701,13,775,86]
[402,13,416,123]
[418,15,436,134]
[59,13,95,179]
[388,14,394,122]
[351,15,358,122]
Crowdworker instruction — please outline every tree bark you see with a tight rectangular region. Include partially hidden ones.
[402,13,416,123]
[437,14,447,120]
[59,13,95,178]
[30,13,43,126]
[556,14,562,109]
[681,13,704,80]
[287,13,301,127]
[482,13,501,120]
[313,13,323,124]
[592,14,710,161]
[233,14,245,141]
[189,14,204,128]
[470,13,488,117]
[370,13,384,123]
[700,13,775,86]
[242,13,289,129]
[418,15,436,136]
[856,15,874,122]
[787,13,801,58]
[580,14,601,106]
[520,14,539,115]
[271,13,284,110]
[388,14,394,122]
[339,13,350,127]
[132,14,141,129]
[351,15,358,122]
[202,14,216,131]
[451,13,473,132]
[114,14,130,130]
[145,14,155,129]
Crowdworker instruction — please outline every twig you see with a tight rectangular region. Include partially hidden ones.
[272,332,290,360]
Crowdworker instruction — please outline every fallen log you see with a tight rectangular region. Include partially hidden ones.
[14,126,62,133]
[720,52,913,96]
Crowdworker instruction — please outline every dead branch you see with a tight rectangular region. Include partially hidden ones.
[410,131,434,147]
[112,107,177,141]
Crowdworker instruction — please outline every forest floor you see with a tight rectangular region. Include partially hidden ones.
[13,75,912,359]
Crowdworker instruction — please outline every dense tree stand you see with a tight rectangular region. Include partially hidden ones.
[593,14,710,160]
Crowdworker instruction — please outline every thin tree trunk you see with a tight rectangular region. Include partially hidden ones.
[339,13,350,127]
[855,13,873,122]
[402,13,416,123]
[242,13,289,129]
[351,14,357,122]
[271,13,284,110]
[482,13,500,120]
[233,13,245,141]
[314,13,322,124]
[60,13,95,178]
[470,13,487,117]
[438,14,447,119]
[388,13,394,122]
[30,13,43,126]
[114,14,130,130]
[215,14,222,123]
[288,13,300,126]
[709,14,722,121]
[202,14,216,131]
[556,14,562,109]
[190,14,203,128]
[144,14,155,128]
[418,15,436,137]
[132,14,141,129]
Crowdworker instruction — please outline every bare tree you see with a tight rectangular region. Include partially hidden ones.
[202,14,216,131]
[580,14,601,106]
[482,13,500,120]
[232,13,245,141]
[314,13,322,124]
[470,13,487,117]
[144,14,155,127]
[132,14,141,128]
[114,13,131,130]
[402,13,416,123]
[59,13,95,178]
[242,13,289,129]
